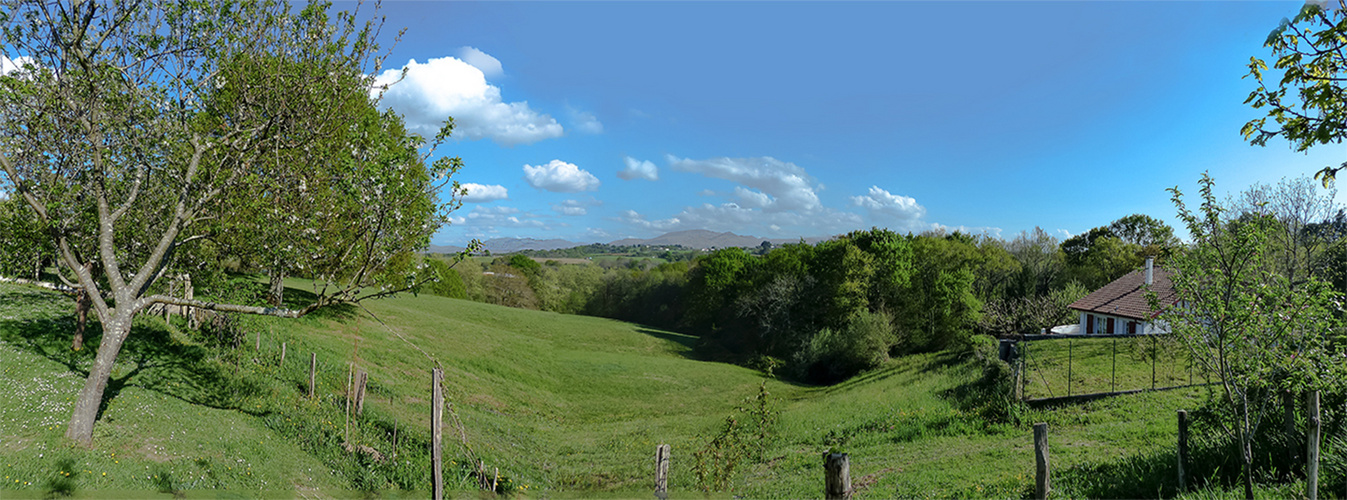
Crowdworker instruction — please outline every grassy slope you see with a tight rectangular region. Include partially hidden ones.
[0,280,1304,498]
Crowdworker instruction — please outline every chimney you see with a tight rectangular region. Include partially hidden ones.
[1145,257,1154,285]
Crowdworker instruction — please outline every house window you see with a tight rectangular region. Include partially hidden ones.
[1106,317,1115,334]
[1127,321,1137,334]
[1086,314,1095,334]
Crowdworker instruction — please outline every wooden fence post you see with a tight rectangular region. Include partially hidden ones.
[432,367,444,500]
[1034,422,1050,499]
[308,353,317,399]
[255,330,261,352]
[280,342,286,367]
[354,369,369,416]
[654,444,670,499]
[1309,390,1321,500]
[1177,410,1188,492]
[824,452,851,500]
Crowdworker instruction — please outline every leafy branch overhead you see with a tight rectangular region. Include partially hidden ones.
[1244,0,1347,186]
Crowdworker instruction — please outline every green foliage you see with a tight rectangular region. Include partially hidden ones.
[422,258,468,299]
[1161,174,1345,497]
[955,335,1020,423]
[508,254,542,275]
[1245,3,1347,185]
[796,310,896,384]
[692,382,777,493]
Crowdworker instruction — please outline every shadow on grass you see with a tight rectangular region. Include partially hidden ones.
[281,284,358,321]
[633,327,702,359]
[0,304,272,425]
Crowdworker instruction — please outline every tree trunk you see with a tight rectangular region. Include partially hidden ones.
[268,270,286,307]
[72,287,89,351]
[65,315,131,445]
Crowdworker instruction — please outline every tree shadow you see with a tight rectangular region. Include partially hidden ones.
[282,285,358,321]
[0,298,272,426]
[633,327,702,360]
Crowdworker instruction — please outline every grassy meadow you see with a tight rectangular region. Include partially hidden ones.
[0,279,1308,498]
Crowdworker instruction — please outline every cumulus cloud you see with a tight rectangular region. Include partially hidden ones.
[553,199,590,216]
[850,186,927,231]
[667,155,821,212]
[460,183,509,203]
[374,55,563,146]
[455,46,503,78]
[618,157,658,181]
[523,159,600,192]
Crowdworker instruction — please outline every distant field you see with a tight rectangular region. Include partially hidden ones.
[530,257,592,265]
[0,280,1298,498]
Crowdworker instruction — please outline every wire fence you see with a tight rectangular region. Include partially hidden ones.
[1015,334,1204,403]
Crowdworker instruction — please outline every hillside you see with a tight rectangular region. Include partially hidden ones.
[0,280,1254,498]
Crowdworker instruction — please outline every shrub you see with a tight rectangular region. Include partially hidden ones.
[797,310,895,383]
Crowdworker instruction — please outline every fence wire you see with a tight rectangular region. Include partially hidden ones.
[1015,334,1202,403]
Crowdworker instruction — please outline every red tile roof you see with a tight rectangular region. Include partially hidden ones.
[1069,267,1178,320]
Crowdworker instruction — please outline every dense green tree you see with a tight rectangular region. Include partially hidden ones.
[898,233,982,352]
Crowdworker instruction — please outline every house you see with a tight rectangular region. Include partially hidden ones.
[1053,257,1178,335]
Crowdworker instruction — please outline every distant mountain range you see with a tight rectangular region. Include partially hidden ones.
[426,230,829,255]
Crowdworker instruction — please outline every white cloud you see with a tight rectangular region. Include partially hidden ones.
[850,186,927,231]
[618,156,659,181]
[460,183,509,203]
[667,155,821,212]
[1056,229,1074,239]
[616,203,861,238]
[0,55,33,75]
[453,205,546,237]
[553,199,589,216]
[455,46,503,78]
[930,223,1003,239]
[569,107,604,134]
[523,159,600,192]
[374,55,563,146]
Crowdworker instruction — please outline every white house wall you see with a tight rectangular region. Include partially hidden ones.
[1077,311,1167,335]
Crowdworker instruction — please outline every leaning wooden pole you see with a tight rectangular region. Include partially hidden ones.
[1308,390,1321,500]
[432,367,445,500]
[1034,422,1050,499]
[308,352,317,399]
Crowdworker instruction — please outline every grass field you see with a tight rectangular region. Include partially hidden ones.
[1020,335,1201,401]
[0,279,1312,498]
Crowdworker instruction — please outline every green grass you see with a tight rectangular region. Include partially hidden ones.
[0,280,1314,498]
[1021,335,1201,401]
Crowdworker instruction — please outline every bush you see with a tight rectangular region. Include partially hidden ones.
[796,310,895,383]
[423,258,467,299]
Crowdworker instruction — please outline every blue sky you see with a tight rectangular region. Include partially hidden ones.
[354,1,1346,246]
